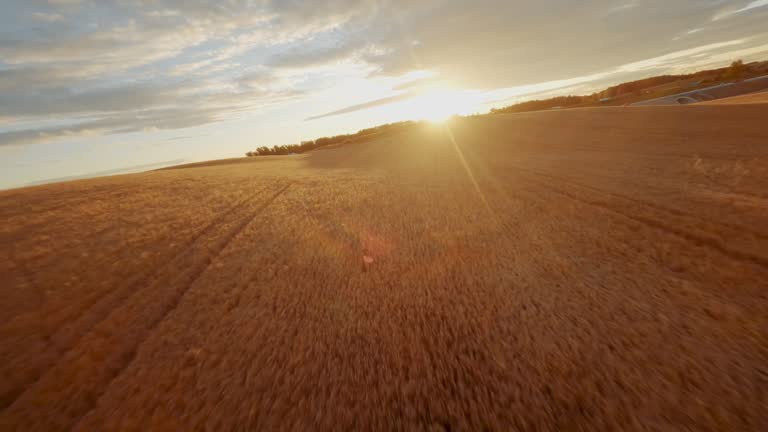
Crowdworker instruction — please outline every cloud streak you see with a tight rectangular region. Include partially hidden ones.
[306,92,415,120]
[714,0,768,20]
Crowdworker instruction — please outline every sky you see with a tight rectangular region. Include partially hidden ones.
[1,0,768,189]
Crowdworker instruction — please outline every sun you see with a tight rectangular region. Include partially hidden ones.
[404,87,479,122]
[424,112,453,123]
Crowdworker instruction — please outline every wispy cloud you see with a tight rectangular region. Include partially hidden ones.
[615,39,747,73]
[307,92,415,120]
[30,12,65,22]
[713,0,768,20]
[606,1,640,16]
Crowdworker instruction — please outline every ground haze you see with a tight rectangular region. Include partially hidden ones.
[1,105,767,431]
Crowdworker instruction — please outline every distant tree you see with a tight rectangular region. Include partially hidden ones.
[724,59,746,80]
[491,95,586,114]
[244,120,420,157]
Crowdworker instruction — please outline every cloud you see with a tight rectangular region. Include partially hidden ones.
[0,1,425,145]
[306,92,415,120]
[392,2,759,89]
[0,83,183,118]
[614,39,747,73]
[30,13,65,22]
[0,83,304,147]
[392,76,436,91]
[269,39,368,69]
[0,108,219,147]
[0,2,334,147]
[713,0,768,20]
[0,67,82,91]
[606,1,640,15]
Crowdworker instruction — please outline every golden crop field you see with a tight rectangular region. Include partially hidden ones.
[1,104,767,431]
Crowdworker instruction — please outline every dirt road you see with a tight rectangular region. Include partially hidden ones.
[1,105,767,431]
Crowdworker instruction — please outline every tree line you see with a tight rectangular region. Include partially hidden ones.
[246,121,418,157]
[491,59,760,114]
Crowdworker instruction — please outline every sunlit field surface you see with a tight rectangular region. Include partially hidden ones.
[1,103,767,431]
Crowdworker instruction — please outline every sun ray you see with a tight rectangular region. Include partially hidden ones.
[442,123,496,220]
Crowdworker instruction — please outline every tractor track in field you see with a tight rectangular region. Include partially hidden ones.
[514,168,768,270]
[68,182,293,430]
[0,184,290,430]
[510,164,768,242]
[0,183,278,411]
